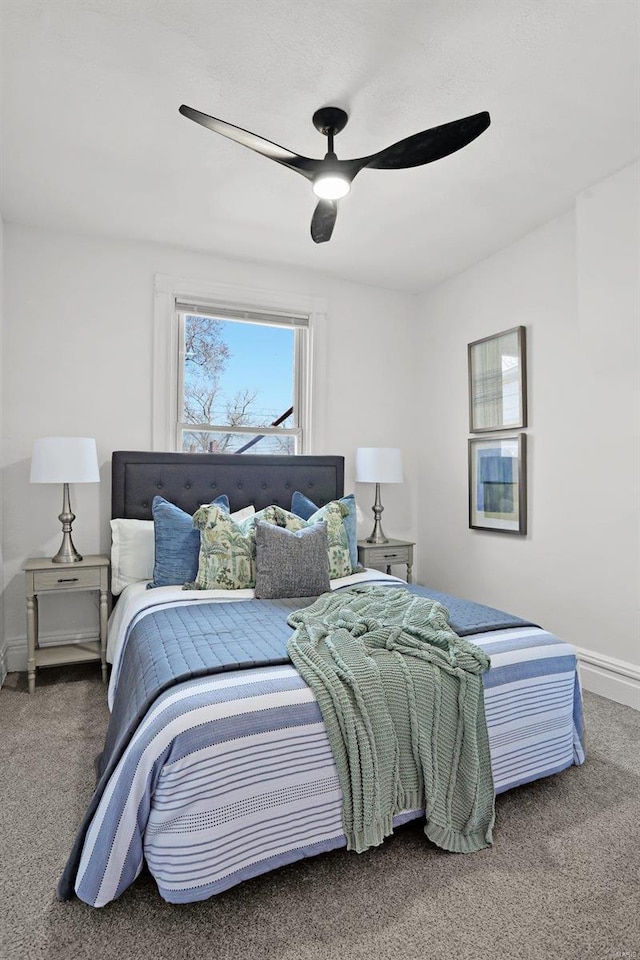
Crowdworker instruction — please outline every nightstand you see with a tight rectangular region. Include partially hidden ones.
[357,539,415,583]
[24,555,110,694]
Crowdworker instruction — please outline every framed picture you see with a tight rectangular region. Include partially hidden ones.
[468,326,527,432]
[469,434,527,534]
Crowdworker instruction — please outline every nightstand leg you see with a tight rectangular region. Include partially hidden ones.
[406,562,412,584]
[99,589,108,683]
[26,595,37,694]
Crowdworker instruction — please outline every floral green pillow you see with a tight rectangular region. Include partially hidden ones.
[269,502,352,580]
[189,504,280,590]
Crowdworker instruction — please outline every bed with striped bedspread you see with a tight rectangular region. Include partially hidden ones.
[68,578,585,907]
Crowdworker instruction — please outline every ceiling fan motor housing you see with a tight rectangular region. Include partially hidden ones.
[312,107,349,137]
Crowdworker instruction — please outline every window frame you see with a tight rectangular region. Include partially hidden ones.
[153,275,324,454]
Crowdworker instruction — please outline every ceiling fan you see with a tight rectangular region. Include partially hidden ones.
[179,104,491,244]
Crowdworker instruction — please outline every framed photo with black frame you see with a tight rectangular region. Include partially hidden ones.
[468,326,527,433]
[469,433,527,535]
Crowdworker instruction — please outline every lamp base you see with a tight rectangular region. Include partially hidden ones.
[365,531,389,544]
[365,482,389,544]
[51,535,83,564]
[51,483,83,563]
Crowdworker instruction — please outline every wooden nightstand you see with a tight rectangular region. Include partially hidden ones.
[357,539,415,583]
[24,555,110,694]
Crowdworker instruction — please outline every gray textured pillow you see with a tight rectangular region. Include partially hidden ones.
[254,520,331,599]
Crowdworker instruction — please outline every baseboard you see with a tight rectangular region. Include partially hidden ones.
[575,645,640,711]
[0,641,7,689]
[4,630,100,675]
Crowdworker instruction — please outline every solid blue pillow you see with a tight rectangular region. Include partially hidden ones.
[290,490,360,573]
[148,494,230,588]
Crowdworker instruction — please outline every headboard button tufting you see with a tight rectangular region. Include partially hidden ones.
[111,452,344,522]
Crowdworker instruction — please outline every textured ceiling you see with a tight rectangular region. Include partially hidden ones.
[1,0,638,293]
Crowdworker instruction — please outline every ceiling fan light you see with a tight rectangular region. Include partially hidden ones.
[312,175,351,200]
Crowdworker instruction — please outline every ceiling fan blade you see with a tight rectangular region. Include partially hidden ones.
[360,111,491,170]
[310,200,338,244]
[179,105,319,179]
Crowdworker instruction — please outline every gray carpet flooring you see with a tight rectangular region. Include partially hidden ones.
[0,665,638,960]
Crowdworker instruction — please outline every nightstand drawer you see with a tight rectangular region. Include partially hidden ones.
[357,539,415,583]
[364,547,411,564]
[32,567,102,592]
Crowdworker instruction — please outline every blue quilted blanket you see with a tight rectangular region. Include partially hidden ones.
[58,582,534,900]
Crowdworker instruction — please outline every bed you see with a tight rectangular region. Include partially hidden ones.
[58,450,585,907]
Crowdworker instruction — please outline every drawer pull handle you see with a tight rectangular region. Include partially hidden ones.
[57,577,79,583]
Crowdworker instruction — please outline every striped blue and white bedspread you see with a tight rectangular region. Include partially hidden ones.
[69,588,585,907]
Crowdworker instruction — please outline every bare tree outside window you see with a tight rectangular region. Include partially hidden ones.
[178,312,303,454]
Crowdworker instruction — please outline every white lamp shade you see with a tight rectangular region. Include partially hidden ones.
[30,437,100,484]
[355,447,403,484]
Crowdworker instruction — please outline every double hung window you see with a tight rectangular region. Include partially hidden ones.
[175,301,309,454]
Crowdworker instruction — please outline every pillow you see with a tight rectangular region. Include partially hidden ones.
[269,503,352,580]
[291,491,360,573]
[190,503,280,590]
[149,496,255,589]
[228,504,256,522]
[110,519,154,595]
[148,494,230,589]
[254,520,330,599]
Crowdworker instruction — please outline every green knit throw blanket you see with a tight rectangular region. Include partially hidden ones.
[287,585,495,854]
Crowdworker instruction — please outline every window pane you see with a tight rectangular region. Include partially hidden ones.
[183,315,295,430]
[182,430,297,456]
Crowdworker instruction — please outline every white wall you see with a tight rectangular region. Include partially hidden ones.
[1,225,418,670]
[0,215,5,685]
[415,161,640,708]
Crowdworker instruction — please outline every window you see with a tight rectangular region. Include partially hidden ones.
[176,303,308,454]
[153,277,323,454]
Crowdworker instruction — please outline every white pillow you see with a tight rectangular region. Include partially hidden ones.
[110,505,255,595]
[110,519,154,595]
[230,504,256,522]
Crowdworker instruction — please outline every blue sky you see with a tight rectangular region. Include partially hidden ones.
[193,318,294,423]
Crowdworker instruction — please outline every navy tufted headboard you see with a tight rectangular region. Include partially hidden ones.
[111,451,345,520]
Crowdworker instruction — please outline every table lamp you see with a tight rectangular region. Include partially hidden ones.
[30,437,100,563]
[355,447,403,544]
